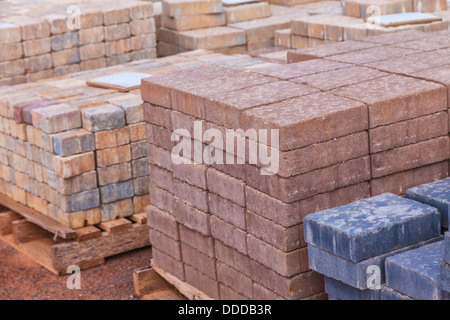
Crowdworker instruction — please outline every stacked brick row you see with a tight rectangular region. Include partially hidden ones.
[0,49,273,229]
[0,0,156,86]
[0,78,150,228]
[157,0,248,56]
[142,29,450,300]
[343,0,447,18]
[285,14,448,49]
[156,1,317,56]
[275,0,450,50]
[304,193,444,300]
[228,4,306,51]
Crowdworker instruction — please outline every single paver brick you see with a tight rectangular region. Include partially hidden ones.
[163,0,223,17]
[217,261,252,298]
[95,127,130,150]
[53,129,95,156]
[209,193,246,230]
[184,264,219,299]
[131,141,147,160]
[152,248,185,281]
[386,241,444,300]
[211,216,246,254]
[247,234,309,277]
[207,168,245,206]
[82,104,126,132]
[179,224,215,258]
[96,145,131,168]
[405,178,450,229]
[54,152,95,179]
[150,228,182,260]
[247,210,304,252]
[97,163,132,186]
[100,180,134,204]
[61,189,100,213]
[181,243,216,278]
[146,204,180,240]
[32,104,81,134]
[174,199,210,236]
[133,176,149,196]
[173,178,208,212]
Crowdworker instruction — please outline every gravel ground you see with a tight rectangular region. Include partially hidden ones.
[0,240,152,300]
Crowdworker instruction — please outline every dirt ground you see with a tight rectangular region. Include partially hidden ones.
[0,240,152,300]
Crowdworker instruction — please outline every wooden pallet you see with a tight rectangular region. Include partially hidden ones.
[0,204,150,275]
[133,261,212,300]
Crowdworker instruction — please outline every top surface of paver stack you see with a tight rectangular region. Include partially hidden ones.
[141,29,450,300]
[0,0,157,85]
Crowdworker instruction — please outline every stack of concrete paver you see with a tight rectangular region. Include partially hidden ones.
[157,0,247,56]
[0,49,274,230]
[227,3,309,51]
[141,29,449,300]
[142,63,366,300]
[406,178,450,229]
[156,1,316,56]
[285,30,450,197]
[0,83,149,228]
[0,0,156,86]
[304,193,443,300]
[275,0,449,50]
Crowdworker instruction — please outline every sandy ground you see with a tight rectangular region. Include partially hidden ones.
[0,240,152,300]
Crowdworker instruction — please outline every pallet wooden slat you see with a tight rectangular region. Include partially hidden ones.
[76,226,102,241]
[0,211,21,235]
[0,193,77,240]
[51,224,149,274]
[0,207,150,275]
[12,219,52,243]
[99,218,132,233]
[130,213,147,225]
[150,262,213,300]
